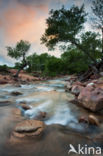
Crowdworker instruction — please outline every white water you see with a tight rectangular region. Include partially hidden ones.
[0,78,88,131]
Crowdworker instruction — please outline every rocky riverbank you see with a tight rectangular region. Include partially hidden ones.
[0,69,45,85]
[0,75,103,155]
[65,75,103,128]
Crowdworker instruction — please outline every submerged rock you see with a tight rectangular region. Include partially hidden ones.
[11,91,22,96]
[12,120,45,138]
[21,104,31,110]
[79,116,88,123]
[35,111,47,120]
[0,100,12,106]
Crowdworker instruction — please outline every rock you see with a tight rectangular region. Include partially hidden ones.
[39,111,47,118]
[0,101,12,106]
[71,85,84,96]
[11,91,22,96]
[21,104,31,110]
[88,115,100,126]
[65,82,72,91]
[14,84,21,87]
[99,72,103,76]
[87,82,95,87]
[73,81,85,87]
[12,120,45,138]
[78,86,103,112]
[79,116,88,123]
[0,80,8,84]
[36,111,47,120]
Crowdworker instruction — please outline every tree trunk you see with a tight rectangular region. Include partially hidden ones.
[14,54,27,78]
[14,63,27,78]
[14,68,23,78]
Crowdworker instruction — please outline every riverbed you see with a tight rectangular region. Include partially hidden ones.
[0,78,103,156]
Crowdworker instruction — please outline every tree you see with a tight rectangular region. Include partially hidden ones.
[27,53,50,73]
[41,5,87,50]
[44,56,63,76]
[41,5,103,73]
[7,40,30,77]
[61,48,89,74]
[91,0,103,54]
[80,31,102,62]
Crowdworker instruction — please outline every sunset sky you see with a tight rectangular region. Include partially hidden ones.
[0,0,92,66]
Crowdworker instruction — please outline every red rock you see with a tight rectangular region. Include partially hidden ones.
[78,86,103,112]
[71,85,84,96]
[79,116,88,123]
[0,80,8,84]
[12,120,45,138]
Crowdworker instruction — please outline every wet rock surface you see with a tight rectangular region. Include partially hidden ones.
[20,104,31,110]
[12,120,45,138]
[11,91,23,96]
[0,76,103,156]
[6,124,101,156]
[78,87,103,112]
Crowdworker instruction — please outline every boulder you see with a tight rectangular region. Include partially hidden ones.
[71,85,84,96]
[13,120,45,138]
[88,115,100,126]
[78,86,103,112]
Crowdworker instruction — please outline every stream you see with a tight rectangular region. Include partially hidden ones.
[0,77,103,155]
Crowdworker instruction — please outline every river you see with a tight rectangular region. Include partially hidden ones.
[0,77,103,156]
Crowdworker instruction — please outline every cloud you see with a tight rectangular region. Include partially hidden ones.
[0,0,48,45]
[0,0,93,65]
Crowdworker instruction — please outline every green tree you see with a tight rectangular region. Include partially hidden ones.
[41,5,91,57]
[27,53,50,73]
[91,0,103,53]
[61,48,89,74]
[44,56,63,76]
[80,31,102,62]
[41,5,103,73]
[7,40,30,77]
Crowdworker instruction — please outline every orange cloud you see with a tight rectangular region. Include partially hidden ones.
[1,2,48,44]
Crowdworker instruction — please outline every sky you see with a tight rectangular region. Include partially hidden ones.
[0,0,92,66]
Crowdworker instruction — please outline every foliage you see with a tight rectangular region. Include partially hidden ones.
[0,64,9,73]
[7,40,31,77]
[7,40,30,59]
[61,48,89,74]
[91,0,103,29]
[41,5,87,50]
[44,56,63,76]
[80,31,102,61]
[27,53,50,73]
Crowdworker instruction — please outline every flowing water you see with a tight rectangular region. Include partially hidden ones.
[0,77,103,155]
